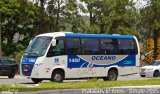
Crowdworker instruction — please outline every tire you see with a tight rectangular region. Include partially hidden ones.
[51,70,64,82]
[140,75,145,77]
[31,78,43,84]
[106,70,118,81]
[153,70,159,77]
[8,71,15,79]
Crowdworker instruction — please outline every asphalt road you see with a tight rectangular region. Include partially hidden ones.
[0,74,159,94]
[0,74,152,86]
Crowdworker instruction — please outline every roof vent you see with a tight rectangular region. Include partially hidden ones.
[112,34,120,35]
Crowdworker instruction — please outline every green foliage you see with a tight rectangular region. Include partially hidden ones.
[140,0,160,59]
[0,0,151,61]
[0,0,54,61]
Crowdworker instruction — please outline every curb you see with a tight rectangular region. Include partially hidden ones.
[17,85,160,94]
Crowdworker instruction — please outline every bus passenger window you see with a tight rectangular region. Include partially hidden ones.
[67,38,81,54]
[101,39,117,55]
[81,38,100,55]
[117,39,136,55]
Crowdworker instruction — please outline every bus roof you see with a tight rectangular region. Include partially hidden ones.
[37,32,135,39]
[65,33,135,39]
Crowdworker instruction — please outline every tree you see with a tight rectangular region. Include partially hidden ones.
[140,0,160,59]
[0,0,53,56]
[62,0,85,32]
[80,0,97,26]
[80,0,140,36]
[0,0,21,55]
[0,15,2,56]
[47,0,67,32]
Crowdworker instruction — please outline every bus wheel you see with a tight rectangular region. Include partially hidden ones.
[51,70,64,82]
[107,70,118,81]
[31,78,43,84]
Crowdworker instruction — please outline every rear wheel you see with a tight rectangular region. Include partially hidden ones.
[103,70,118,81]
[153,70,159,77]
[31,78,43,84]
[51,70,64,82]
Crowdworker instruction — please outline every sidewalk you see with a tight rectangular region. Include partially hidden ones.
[14,85,160,94]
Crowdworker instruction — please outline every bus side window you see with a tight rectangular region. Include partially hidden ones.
[47,39,65,57]
[100,39,117,55]
[117,39,135,55]
[81,38,100,55]
[67,38,81,54]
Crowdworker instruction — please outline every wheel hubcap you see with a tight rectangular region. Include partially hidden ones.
[54,74,61,81]
[110,73,115,80]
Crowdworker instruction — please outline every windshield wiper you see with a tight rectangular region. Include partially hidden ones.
[27,52,39,57]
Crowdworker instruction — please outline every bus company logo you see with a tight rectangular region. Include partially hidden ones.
[91,56,116,60]
[29,58,36,63]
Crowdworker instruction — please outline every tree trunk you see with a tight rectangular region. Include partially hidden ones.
[90,12,93,26]
[100,24,105,34]
[153,30,158,60]
[0,21,2,56]
[38,0,46,34]
[55,0,60,32]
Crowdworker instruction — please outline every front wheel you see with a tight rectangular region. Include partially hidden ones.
[153,70,159,77]
[51,70,64,82]
[31,78,43,84]
[104,70,118,81]
[8,71,15,78]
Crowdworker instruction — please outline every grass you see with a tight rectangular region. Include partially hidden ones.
[38,78,160,89]
[1,78,160,92]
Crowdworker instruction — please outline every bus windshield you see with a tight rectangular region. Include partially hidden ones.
[26,36,53,57]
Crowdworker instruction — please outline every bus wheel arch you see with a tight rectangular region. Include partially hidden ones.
[51,68,65,82]
[103,67,118,81]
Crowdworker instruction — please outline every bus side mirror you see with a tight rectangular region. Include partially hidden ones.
[51,39,56,46]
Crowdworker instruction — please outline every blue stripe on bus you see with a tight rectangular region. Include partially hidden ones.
[67,55,136,68]
[21,58,37,76]
[65,33,134,39]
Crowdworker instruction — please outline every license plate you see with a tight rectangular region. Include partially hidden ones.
[23,69,28,72]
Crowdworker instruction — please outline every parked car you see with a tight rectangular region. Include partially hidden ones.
[139,60,160,77]
[0,57,18,78]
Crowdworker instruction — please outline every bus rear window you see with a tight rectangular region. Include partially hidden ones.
[117,39,137,55]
